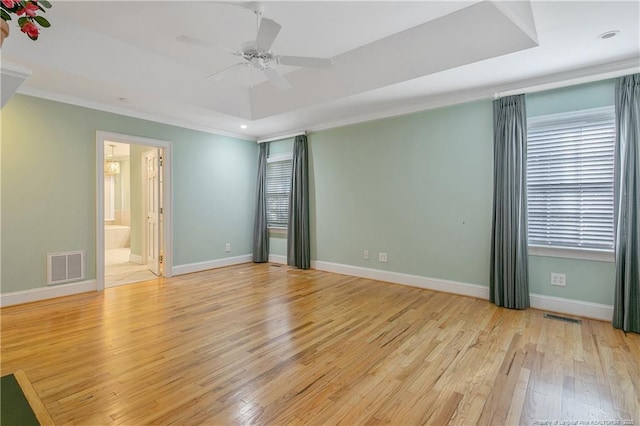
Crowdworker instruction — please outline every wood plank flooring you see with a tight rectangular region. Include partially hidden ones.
[1,263,639,425]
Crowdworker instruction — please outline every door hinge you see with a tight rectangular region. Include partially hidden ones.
[159,254,164,262]
[159,156,163,167]
[160,207,163,214]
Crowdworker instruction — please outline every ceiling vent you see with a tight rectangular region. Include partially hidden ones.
[47,251,85,285]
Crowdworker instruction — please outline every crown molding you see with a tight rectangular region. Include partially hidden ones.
[304,57,639,136]
[0,60,32,79]
[492,57,639,98]
[13,57,639,141]
[15,86,256,142]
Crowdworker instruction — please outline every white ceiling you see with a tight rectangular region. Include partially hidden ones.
[2,1,639,140]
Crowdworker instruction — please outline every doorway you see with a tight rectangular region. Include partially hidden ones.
[96,132,173,291]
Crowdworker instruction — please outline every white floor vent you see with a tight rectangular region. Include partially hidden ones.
[47,251,85,285]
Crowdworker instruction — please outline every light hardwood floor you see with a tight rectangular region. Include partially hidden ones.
[1,263,639,425]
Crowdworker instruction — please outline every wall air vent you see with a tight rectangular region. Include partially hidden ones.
[47,251,85,285]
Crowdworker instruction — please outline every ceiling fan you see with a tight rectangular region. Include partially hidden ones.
[177,3,333,90]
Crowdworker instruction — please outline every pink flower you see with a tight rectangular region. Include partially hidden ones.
[20,21,39,39]
[1,0,17,8]
[16,2,39,17]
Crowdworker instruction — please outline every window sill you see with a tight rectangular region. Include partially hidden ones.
[528,245,614,263]
[268,227,288,235]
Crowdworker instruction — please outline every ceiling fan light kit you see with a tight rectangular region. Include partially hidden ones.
[177,3,332,90]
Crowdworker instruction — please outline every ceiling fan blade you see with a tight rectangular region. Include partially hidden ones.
[206,62,248,81]
[176,35,242,56]
[256,18,281,51]
[263,67,291,90]
[277,56,333,69]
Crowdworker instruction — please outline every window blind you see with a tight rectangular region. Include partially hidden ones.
[266,158,292,229]
[527,106,615,251]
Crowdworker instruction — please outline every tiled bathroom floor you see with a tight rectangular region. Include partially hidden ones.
[105,248,159,287]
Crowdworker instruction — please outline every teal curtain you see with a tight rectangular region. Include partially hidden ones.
[613,74,640,333]
[287,135,310,269]
[252,143,269,262]
[490,94,530,309]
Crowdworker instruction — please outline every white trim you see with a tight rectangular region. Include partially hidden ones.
[0,257,613,321]
[0,280,97,308]
[172,255,252,276]
[258,132,306,144]
[310,260,613,322]
[305,58,638,137]
[17,86,254,141]
[311,261,490,300]
[14,59,636,142]
[528,246,614,263]
[530,293,613,322]
[268,254,287,264]
[96,131,174,292]
[303,86,496,135]
[129,253,143,265]
[0,61,32,79]
[493,60,638,99]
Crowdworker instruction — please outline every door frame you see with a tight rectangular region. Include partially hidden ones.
[96,131,173,291]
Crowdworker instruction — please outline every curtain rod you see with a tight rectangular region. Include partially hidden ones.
[257,131,306,144]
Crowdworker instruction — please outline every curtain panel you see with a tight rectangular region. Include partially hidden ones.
[490,94,530,309]
[287,135,311,269]
[613,73,640,333]
[252,143,269,263]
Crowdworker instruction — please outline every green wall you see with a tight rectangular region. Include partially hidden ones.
[1,94,256,293]
[1,79,617,308]
[307,79,616,305]
[309,101,494,285]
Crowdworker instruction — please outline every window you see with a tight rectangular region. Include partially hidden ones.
[266,154,292,229]
[527,106,615,253]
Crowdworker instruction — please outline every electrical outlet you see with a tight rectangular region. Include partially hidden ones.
[364,250,369,260]
[551,272,566,287]
[225,243,231,253]
[378,252,388,263]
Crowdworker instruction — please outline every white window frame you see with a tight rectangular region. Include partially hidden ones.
[526,106,615,263]
[266,152,293,232]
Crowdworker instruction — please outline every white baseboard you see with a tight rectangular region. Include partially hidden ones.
[310,260,614,322]
[1,256,612,322]
[268,254,287,264]
[0,279,97,308]
[173,254,253,276]
[530,293,613,322]
[312,261,490,299]
[129,253,143,264]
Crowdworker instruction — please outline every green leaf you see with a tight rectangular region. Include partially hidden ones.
[17,16,27,26]
[39,0,52,9]
[1,11,11,21]
[34,15,49,27]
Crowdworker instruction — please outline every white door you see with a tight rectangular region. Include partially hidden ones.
[144,149,161,276]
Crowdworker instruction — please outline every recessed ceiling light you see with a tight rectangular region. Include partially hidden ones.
[240,124,248,129]
[599,30,620,40]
